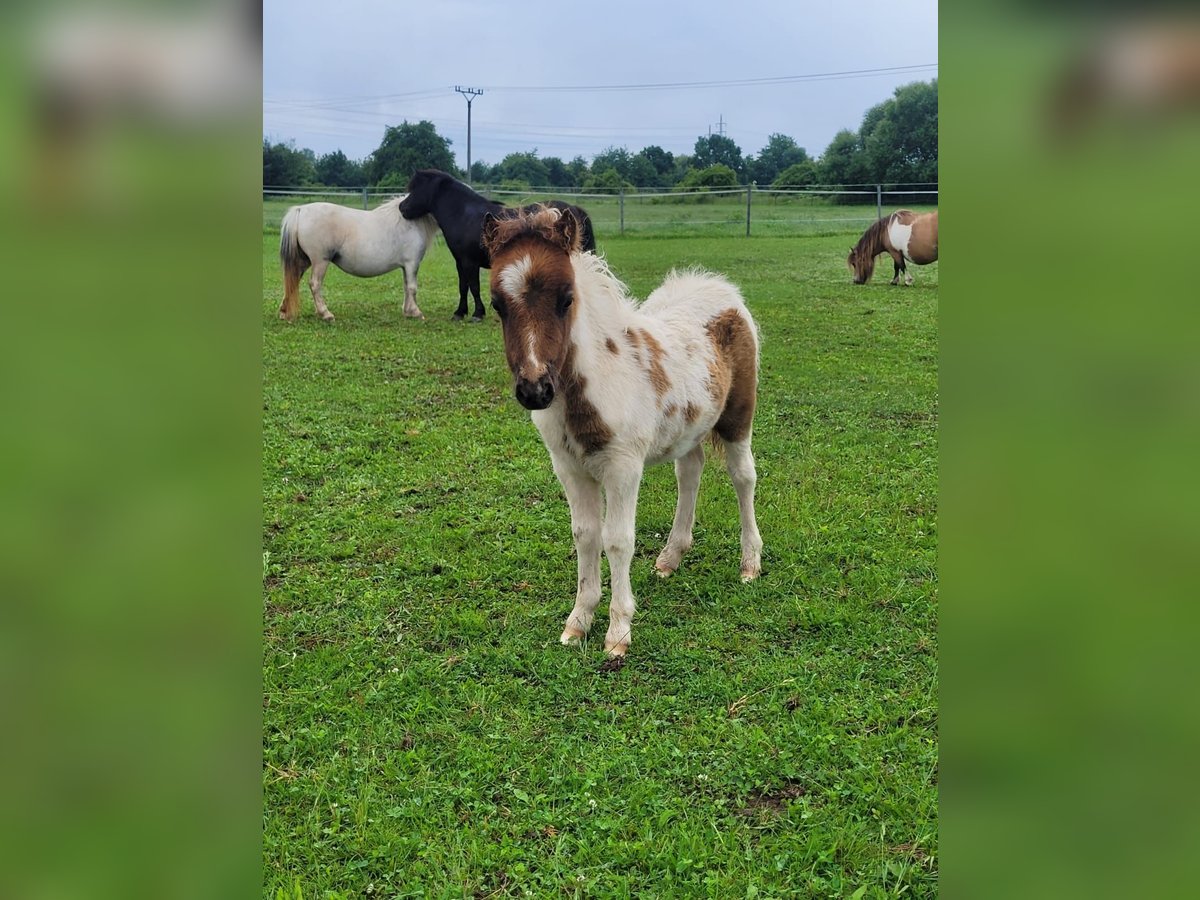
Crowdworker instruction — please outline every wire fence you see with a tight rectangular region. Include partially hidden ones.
[262,183,938,239]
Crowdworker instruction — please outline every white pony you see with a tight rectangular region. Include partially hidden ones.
[482,205,763,656]
[278,195,439,322]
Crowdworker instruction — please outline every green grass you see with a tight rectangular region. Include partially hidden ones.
[263,193,937,240]
[262,221,938,897]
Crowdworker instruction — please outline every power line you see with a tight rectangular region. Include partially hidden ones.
[478,64,937,93]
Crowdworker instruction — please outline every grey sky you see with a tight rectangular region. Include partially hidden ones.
[263,0,938,169]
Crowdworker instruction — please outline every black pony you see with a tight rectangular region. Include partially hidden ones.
[399,169,596,321]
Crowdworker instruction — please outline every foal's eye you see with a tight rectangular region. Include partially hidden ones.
[557,286,574,315]
[491,296,507,318]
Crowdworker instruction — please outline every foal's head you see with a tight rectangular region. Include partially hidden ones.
[482,206,584,411]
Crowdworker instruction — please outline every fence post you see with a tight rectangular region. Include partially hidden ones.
[876,184,882,219]
[746,182,754,237]
[362,186,369,209]
[619,188,625,236]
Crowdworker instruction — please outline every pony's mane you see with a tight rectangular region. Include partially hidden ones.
[853,216,889,254]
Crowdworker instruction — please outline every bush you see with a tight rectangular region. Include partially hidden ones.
[772,161,819,189]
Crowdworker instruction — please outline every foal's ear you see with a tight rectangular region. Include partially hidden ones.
[551,208,581,253]
[481,212,502,255]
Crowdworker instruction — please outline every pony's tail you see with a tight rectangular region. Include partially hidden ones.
[278,207,309,321]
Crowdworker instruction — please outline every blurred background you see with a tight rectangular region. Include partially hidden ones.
[942,3,1200,898]
[0,0,1197,897]
[0,1,261,897]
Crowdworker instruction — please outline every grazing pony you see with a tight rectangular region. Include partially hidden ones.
[482,205,763,656]
[399,168,596,321]
[278,195,439,322]
[847,209,938,286]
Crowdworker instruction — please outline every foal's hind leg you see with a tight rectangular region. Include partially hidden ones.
[655,442,706,577]
[889,251,905,286]
[723,438,763,582]
[308,260,336,321]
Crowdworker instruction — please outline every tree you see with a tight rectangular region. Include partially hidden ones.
[861,79,938,185]
[749,133,808,186]
[564,156,590,187]
[692,135,745,181]
[367,120,456,186]
[470,160,499,184]
[542,156,573,188]
[818,129,870,188]
[639,145,675,183]
[496,151,548,187]
[263,139,316,186]
[315,149,366,187]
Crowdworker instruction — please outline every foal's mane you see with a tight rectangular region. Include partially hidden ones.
[483,204,583,257]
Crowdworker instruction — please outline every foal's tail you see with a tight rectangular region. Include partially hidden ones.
[278,206,310,321]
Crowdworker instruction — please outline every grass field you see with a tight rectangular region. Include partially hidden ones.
[262,220,938,897]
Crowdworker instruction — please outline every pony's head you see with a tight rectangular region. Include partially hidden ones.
[482,205,585,411]
[398,169,445,219]
[847,244,876,284]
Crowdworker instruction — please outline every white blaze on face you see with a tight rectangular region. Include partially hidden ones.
[888,218,914,261]
[497,253,542,372]
[498,254,532,300]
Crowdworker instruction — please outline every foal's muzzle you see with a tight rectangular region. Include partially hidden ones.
[515,376,555,410]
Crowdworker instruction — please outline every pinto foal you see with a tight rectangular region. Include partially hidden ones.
[482,206,763,656]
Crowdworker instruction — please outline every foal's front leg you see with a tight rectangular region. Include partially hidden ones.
[552,457,603,645]
[601,464,644,656]
[655,442,705,577]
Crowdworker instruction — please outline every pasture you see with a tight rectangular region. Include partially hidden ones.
[262,214,938,897]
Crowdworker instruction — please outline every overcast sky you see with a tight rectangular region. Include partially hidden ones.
[263,0,938,168]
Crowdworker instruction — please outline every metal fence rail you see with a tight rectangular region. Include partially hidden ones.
[263,184,938,237]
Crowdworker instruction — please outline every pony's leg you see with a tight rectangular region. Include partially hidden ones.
[655,442,706,577]
[401,265,424,319]
[889,251,904,286]
[552,457,604,645]
[308,260,335,321]
[468,268,485,322]
[453,262,470,319]
[903,262,914,287]
[601,464,644,656]
[723,438,763,582]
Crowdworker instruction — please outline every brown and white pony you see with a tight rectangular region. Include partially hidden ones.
[482,205,763,656]
[278,195,439,322]
[847,209,938,286]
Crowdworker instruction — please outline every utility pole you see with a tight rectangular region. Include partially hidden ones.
[454,86,483,184]
[717,114,726,137]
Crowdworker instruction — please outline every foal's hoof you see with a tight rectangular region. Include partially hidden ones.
[560,625,585,646]
[452,313,465,321]
[603,640,629,658]
[319,312,336,322]
[470,315,484,323]
[740,562,762,583]
[278,311,294,322]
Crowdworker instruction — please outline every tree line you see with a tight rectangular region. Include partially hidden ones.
[264,79,936,199]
